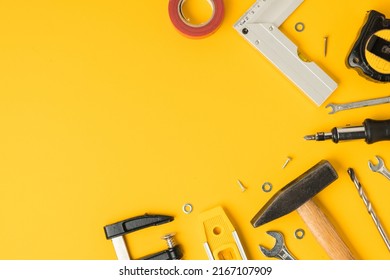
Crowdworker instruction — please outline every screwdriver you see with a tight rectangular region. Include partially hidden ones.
[304,118,390,144]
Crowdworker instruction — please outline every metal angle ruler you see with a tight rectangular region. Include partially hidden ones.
[234,0,337,106]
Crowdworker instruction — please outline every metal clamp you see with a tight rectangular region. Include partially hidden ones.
[104,214,183,260]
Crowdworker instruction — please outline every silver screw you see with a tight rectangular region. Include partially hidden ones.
[162,233,176,249]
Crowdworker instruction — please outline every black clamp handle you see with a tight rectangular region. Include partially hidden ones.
[104,214,174,239]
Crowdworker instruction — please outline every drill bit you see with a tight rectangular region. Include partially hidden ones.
[347,168,390,251]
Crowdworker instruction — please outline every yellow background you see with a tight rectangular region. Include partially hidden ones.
[0,0,389,260]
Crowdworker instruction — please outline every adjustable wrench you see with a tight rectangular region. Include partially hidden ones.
[259,231,296,260]
[368,155,390,180]
[326,96,390,114]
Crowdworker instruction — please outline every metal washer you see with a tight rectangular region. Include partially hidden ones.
[182,203,193,214]
[295,22,305,32]
[262,182,273,193]
[295,228,305,239]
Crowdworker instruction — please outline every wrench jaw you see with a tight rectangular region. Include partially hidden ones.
[325,103,337,114]
[259,231,295,260]
[259,242,283,258]
[259,245,273,258]
[259,231,283,258]
[368,155,390,180]
[368,155,384,172]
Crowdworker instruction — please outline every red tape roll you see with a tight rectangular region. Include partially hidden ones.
[168,0,224,38]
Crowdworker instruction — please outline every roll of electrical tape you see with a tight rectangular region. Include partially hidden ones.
[168,0,224,38]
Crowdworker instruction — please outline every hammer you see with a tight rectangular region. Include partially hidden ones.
[251,160,354,259]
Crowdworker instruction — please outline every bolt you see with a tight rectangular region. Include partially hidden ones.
[242,28,249,35]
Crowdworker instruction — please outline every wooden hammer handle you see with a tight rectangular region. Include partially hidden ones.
[297,199,355,260]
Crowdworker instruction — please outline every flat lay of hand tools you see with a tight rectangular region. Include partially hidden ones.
[106,0,390,261]
[2,0,390,261]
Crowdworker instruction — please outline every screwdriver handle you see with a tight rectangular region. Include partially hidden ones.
[364,119,390,144]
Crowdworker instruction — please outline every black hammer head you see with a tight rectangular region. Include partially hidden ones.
[251,160,338,228]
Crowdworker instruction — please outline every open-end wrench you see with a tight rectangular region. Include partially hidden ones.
[368,155,390,180]
[326,96,390,114]
[259,231,296,260]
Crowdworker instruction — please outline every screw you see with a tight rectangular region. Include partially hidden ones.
[237,179,247,192]
[162,233,176,249]
[282,157,292,169]
[242,28,249,35]
[324,36,328,57]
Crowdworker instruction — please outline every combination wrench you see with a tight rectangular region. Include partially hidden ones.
[368,155,390,180]
[259,231,296,260]
[326,96,390,114]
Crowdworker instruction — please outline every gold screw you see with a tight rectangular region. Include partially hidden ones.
[237,180,247,192]
[282,157,292,169]
[324,36,328,57]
